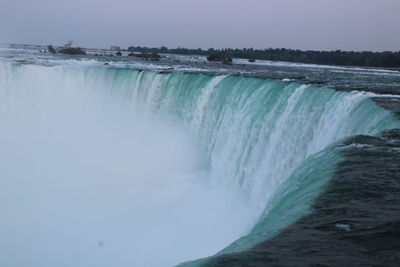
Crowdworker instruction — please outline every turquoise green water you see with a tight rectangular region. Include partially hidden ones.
[1,63,399,266]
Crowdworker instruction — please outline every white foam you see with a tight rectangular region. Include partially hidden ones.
[335,223,351,232]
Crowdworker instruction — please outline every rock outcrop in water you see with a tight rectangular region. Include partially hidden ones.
[207,52,233,64]
[133,52,161,61]
[58,47,86,55]
[47,45,56,54]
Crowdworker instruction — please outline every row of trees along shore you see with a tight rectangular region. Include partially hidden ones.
[127,46,400,68]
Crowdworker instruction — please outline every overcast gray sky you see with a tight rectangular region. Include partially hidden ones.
[0,0,399,51]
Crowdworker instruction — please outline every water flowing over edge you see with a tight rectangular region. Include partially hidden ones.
[0,62,399,266]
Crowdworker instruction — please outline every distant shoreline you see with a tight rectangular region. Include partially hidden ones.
[126,46,400,70]
[2,43,400,70]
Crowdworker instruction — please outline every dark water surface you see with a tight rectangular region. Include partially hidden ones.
[204,130,400,267]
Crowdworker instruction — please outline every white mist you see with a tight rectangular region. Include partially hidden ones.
[0,64,256,267]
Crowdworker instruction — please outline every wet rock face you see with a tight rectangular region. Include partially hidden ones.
[58,47,86,55]
[203,129,400,267]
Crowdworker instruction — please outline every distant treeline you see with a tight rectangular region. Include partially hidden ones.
[127,46,400,68]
